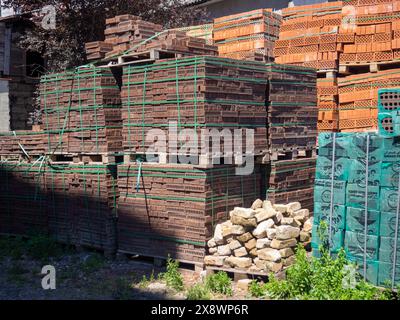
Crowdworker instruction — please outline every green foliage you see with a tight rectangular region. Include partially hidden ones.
[0,236,25,260]
[113,277,133,300]
[7,262,29,284]
[159,257,184,291]
[139,270,155,289]
[25,234,62,260]
[249,280,268,298]
[263,245,391,300]
[205,271,233,296]
[317,220,329,251]
[0,234,62,261]
[81,253,105,273]
[187,283,211,300]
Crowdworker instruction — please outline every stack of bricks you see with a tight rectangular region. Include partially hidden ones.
[337,69,400,131]
[117,54,318,263]
[274,2,343,69]
[117,164,260,263]
[85,41,114,61]
[337,0,400,131]
[264,158,317,212]
[121,56,269,158]
[213,9,282,61]
[339,1,400,64]
[129,30,218,56]
[40,67,122,155]
[85,15,217,62]
[275,1,400,132]
[266,63,318,152]
[174,24,214,45]
[87,15,163,60]
[0,161,119,255]
[274,1,344,132]
[0,129,45,161]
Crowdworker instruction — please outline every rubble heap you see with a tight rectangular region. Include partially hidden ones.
[204,199,313,273]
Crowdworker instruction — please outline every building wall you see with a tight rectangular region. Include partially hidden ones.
[200,0,330,19]
[0,19,39,131]
[0,79,10,131]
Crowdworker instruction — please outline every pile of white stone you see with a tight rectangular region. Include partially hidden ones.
[204,199,313,273]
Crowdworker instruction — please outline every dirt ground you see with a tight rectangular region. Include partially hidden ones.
[0,249,252,300]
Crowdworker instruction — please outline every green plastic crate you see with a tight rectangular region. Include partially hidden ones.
[346,207,380,236]
[344,231,379,261]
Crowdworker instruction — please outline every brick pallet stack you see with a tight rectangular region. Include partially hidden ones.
[0,65,123,254]
[264,63,318,212]
[121,56,269,157]
[117,164,260,263]
[0,161,119,255]
[0,130,45,160]
[266,63,318,152]
[40,67,122,155]
[213,9,282,61]
[337,0,400,132]
[275,1,400,133]
[337,69,400,131]
[85,15,163,61]
[85,15,217,62]
[118,56,267,263]
[118,54,318,263]
[174,24,214,45]
[274,1,344,132]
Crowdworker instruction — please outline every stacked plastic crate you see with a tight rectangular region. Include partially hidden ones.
[313,130,400,287]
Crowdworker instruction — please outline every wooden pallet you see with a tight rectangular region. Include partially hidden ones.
[205,266,285,282]
[317,69,338,80]
[259,148,317,163]
[117,250,205,272]
[123,152,258,168]
[339,59,400,75]
[96,48,192,68]
[48,152,123,164]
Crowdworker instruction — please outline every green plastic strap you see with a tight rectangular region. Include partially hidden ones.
[363,135,370,281]
[136,160,143,192]
[328,133,336,253]
[127,64,132,153]
[93,67,99,153]
[175,59,182,130]
[141,68,148,151]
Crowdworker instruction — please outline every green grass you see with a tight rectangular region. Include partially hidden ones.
[158,257,184,291]
[7,262,29,284]
[112,277,134,300]
[205,271,233,296]
[80,253,106,274]
[187,283,212,300]
[0,234,63,261]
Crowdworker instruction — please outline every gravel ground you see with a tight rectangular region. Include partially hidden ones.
[0,249,251,300]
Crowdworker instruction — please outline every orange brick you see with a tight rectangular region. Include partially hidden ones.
[393,38,400,49]
[344,44,357,53]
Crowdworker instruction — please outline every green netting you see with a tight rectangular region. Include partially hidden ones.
[0,161,118,247]
[40,66,121,155]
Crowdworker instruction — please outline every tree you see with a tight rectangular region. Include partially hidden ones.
[3,0,208,72]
